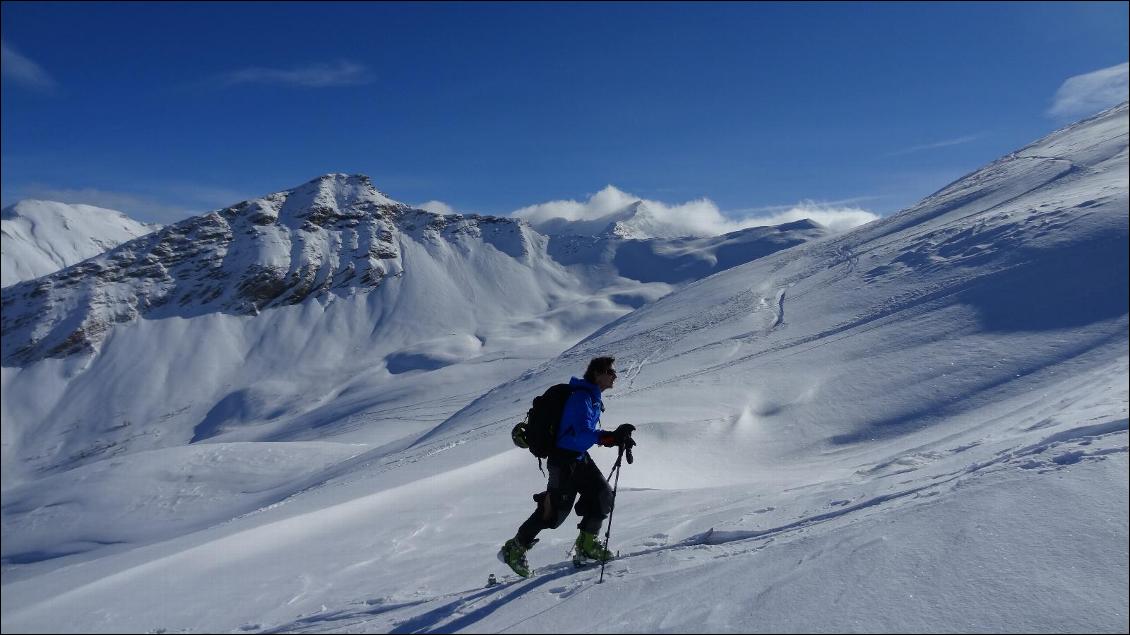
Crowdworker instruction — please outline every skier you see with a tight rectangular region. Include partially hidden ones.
[499,356,636,577]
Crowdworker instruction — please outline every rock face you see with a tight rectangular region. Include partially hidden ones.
[0,174,533,366]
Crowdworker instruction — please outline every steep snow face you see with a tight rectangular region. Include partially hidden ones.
[0,200,155,287]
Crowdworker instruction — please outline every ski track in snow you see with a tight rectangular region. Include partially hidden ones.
[254,560,590,634]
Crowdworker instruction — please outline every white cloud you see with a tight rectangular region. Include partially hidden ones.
[1,40,56,90]
[1048,62,1129,120]
[512,185,878,237]
[728,200,880,233]
[512,185,641,224]
[416,200,455,215]
[211,60,374,88]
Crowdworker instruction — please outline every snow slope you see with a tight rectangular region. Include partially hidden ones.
[1,104,1127,634]
[1,200,155,287]
[0,172,824,562]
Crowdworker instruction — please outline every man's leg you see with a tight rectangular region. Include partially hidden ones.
[573,454,614,535]
[515,462,578,547]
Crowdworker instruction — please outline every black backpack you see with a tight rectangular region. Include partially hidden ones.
[512,384,578,463]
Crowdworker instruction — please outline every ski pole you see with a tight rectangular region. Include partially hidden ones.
[599,444,626,584]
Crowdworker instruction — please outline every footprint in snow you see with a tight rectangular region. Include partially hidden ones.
[548,581,584,598]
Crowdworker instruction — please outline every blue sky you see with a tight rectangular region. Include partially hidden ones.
[2,2,1127,226]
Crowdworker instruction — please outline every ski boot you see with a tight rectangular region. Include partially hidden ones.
[573,530,613,567]
[498,537,536,578]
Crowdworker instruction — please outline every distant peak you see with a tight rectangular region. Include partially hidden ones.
[776,218,823,231]
[307,173,373,186]
[278,173,398,209]
[298,173,378,194]
[1,199,140,224]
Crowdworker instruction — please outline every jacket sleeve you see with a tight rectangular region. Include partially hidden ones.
[559,392,604,451]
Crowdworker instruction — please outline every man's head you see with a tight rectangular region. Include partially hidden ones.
[584,356,617,391]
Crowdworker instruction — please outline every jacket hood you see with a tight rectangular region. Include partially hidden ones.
[569,376,603,400]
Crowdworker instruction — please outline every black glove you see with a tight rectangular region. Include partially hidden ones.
[615,424,637,464]
[612,423,636,446]
[597,423,637,448]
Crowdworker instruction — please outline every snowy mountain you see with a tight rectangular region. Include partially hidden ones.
[0,174,537,366]
[1,104,1126,634]
[0,174,594,475]
[0,175,823,368]
[0,200,155,287]
[0,172,827,486]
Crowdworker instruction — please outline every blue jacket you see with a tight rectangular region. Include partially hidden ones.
[556,377,608,457]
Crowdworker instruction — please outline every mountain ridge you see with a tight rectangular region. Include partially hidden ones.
[0,174,537,366]
[1,174,831,366]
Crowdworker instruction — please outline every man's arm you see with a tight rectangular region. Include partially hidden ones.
[560,392,603,450]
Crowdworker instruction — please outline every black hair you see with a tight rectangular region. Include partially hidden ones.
[583,356,616,383]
